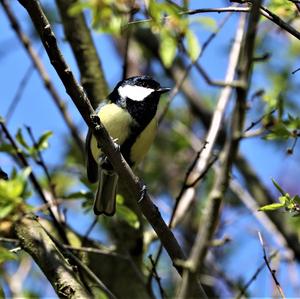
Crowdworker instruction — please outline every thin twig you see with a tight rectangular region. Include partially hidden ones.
[148,255,166,299]
[257,232,286,298]
[126,6,250,27]
[25,125,63,223]
[81,216,98,246]
[5,47,43,123]
[260,5,300,40]
[147,141,217,286]
[244,108,276,132]
[0,0,84,153]
[174,9,246,229]
[122,8,135,80]
[178,1,261,295]
[235,250,278,299]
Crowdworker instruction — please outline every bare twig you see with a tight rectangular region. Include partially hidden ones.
[244,108,276,133]
[122,9,136,80]
[257,232,286,298]
[126,6,250,26]
[193,62,245,88]
[147,141,216,286]
[5,47,43,123]
[173,10,246,233]
[148,255,166,299]
[235,250,278,299]
[177,1,261,296]
[230,179,295,261]
[25,126,64,223]
[0,0,84,153]
[260,5,300,40]
[81,216,98,246]
[55,0,108,108]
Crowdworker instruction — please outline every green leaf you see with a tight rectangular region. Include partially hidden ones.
[0,143,16,154]
[264,123,291,140]
[159,30,177,68]
[271,178,285,196]
[0,204,16,219]
[278,195,288,204]
[36,131,53,151]
[0,167,31,218]
[186,30,201,62]
[68,2,92,16]
[16,128,29,150]
[0,246,17,264]
[258,202,285,211]
[116,201,140,229]
[63,190,93,200]
[191,16,217,31]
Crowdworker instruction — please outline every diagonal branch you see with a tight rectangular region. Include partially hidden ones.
[55,0,108,108]
[177,1,261,297]
[14,215,93,299]
[16,0,200,289]
[173,12,246,230]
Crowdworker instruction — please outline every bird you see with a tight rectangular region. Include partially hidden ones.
[86,75,170,216]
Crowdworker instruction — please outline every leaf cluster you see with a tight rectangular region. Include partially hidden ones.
[259,179,300,216]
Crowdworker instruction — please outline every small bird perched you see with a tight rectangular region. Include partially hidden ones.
[86,76,170,216]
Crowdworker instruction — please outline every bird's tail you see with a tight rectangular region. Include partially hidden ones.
[93,169,118,216]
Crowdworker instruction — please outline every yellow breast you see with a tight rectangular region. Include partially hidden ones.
[90,103,157,167]
[130,117,157,165]
[90,103,132,162]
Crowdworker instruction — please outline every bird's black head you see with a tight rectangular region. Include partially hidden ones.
[108,76,170,105]
[108,76,170,126]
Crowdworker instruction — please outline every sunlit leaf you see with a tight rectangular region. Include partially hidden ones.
[0,246,17,264]
[159,31,177,67]
[0,143,16,154]
[116,201,140,229]
[258,202,285,211]
[264,123,291,140]
[271,178,286,196]
[36,131,53,151]
[16,128,29,150]
[191,16,217,31]
[0,167,31,218]
[186,30,201,62]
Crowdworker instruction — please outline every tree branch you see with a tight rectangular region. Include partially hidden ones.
[177,0,261,296]
[173,11,246,232]
[55,0,108,108]
[14,215,93,299]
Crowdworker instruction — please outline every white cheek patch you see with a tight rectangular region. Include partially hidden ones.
[118,85,154,102]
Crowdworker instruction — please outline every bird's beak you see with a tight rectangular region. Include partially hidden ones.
[157,87,171,94]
